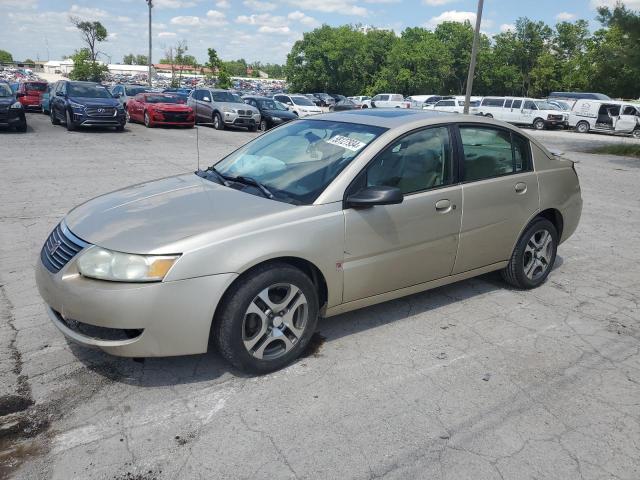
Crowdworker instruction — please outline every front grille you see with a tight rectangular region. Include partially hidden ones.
[548,115,563,121]
[237,110,252,117]
[53,309,143,341]
[86,107,116,117]
[162,112,190,122]
[41,223,88,274]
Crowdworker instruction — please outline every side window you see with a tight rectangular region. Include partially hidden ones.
[379,95,390,101]
[512,99,522,109]
[482,98,505,107]
[460,127,531,182]
[365,127,453,195]
[504,99,513,108]
[523,100,536,110]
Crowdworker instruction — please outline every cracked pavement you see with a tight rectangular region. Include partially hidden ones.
[1,114,639,479]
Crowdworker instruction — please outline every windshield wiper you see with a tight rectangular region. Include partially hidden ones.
[196,166,229,186]
[228,176,274,199]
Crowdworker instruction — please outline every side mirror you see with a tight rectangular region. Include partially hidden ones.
[202,96,211,102]
[286,101,293,106]
[345,186,403,209]
[56,91,65,97]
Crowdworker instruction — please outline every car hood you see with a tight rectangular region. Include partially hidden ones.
[224,102,258,112]
[65,173,295,254]
[68,96,120,107]
[263,109,296,119]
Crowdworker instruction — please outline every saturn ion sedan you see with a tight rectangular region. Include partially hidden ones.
[36,110,582,374]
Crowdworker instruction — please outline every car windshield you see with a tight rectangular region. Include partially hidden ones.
[292,96,314,106]
[214,120,387,205]
[68,83,112,98]
[25,83,47,91]
[0,84,13,97]
[231,93,244,103]
[536,101,558,110]
[552,101,570,110]
[145,94,184,104]
[211,91,239,103]
[126,86,148,95]
[258,99,287,111]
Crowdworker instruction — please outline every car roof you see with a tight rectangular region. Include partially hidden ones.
[314,109,451,128]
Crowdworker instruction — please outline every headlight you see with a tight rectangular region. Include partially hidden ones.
[10,101,22,109]
[77,246,179,282]
[69,101,84,110]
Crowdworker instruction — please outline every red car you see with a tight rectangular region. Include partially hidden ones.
[18,81,48,110]
[127,93,195,128]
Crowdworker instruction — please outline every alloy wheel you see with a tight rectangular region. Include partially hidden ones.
[523,229,553,281]
[242,283,309,361]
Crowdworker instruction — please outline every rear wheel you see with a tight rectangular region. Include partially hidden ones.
[125,110,131,123]
[533,118,546,130]
[214,263,319,374]
[576,121,590,134]
[485,113,493,118]
[632,129,640,139]
[50,108,60,125]
[502,218,558,289]
[259,119,268,132]
[65,110,76,131]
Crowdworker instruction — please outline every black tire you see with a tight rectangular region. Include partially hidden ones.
[502,218,558,289]
[485,113,493,118]
[576,121,590,134]
[533,118,545,130]
[249,124,258,132]
[214,263,319,374]
[65,110,76,131]
[259,119,268,131]
[361,104,368,109]
[213,112,225,130]
[115,123,125,132]
[50,108,60,125]
[632,129,640,139]
[144,111,152,128]
[15,121,27,133]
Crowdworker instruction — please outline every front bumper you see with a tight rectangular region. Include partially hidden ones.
[223,111,260,127]
[71,109,126,127]
[36,257,237,357]
[0,109,25,127]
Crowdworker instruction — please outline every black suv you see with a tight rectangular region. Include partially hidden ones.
[242,95,297,131]
[0,81,27,132]
[50,80,126,131]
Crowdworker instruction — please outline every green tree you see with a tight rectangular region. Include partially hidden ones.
[23,58,35,64]
[217,70,232,89]
[123,53,135,65]
[206,47,222,71]
[69,17,108,62]
[434,21,475,94]
[0,49,13,64]
[68,49,108,82]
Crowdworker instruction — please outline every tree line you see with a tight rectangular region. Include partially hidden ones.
[285,4,640,99]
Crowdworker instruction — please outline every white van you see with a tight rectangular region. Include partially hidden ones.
[424,96,482,114]
[569,100,640,138]
[371,93,411,109]
[477,97,568,129]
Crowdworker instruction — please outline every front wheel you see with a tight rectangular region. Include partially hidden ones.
[576,121,590,134]
[65,110,76,131]
[15,120,27,133]
[144,111,153,128]
[533,118,545,130]
[502,218,558,289]
[632,129,640,139]
[214,263,319,374]
[213,112,225,130]
[50,108,60,125]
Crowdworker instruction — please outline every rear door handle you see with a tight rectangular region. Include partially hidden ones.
[515,182,527,194]
[435,199,453,213]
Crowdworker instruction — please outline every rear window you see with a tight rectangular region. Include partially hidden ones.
[126,86,148,96]
[25,83,47,92]
[391,95,404,101]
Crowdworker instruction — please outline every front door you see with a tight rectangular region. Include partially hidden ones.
[453,125,540,274]
[614,105,638,133]
[343,126,462,302]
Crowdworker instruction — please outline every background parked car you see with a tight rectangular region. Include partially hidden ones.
[41,83,53,115]
[476,97,567,130]
[17,81,48,110]
[273,94,323,117]
[303,94,322,106]
[424,96,481,114]
[548,91,611,101]
[111,84,150,109]
[50,80,126,132]
[348,96,371,108]
[371,93,411,108]
[0,80,27,132]
[243,95,297,131]
[188,88,260,131]
[312,93,335,107]
[569,99,640,138]
[127,93,195,128]
[329,98,361,111]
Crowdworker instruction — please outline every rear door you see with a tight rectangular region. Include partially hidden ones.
[453,125,539,274]
[343,126,462,301]
[614,105,638,133]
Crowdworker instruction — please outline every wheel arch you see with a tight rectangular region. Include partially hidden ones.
[511,208,564,257]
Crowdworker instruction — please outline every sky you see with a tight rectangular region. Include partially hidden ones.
[0,0,638,65]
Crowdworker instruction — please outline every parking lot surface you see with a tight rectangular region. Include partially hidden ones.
[1,113,639,480]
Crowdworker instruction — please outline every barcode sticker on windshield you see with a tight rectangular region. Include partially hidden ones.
[326,135,367,152]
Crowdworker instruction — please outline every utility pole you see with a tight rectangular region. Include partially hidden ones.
[463,0,484,114]
[147,0,153,87]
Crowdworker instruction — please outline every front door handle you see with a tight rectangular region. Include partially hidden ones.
[435,199,452,213]
[515,182,527,194]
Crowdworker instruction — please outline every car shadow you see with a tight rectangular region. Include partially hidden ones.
[68,259,556,387]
